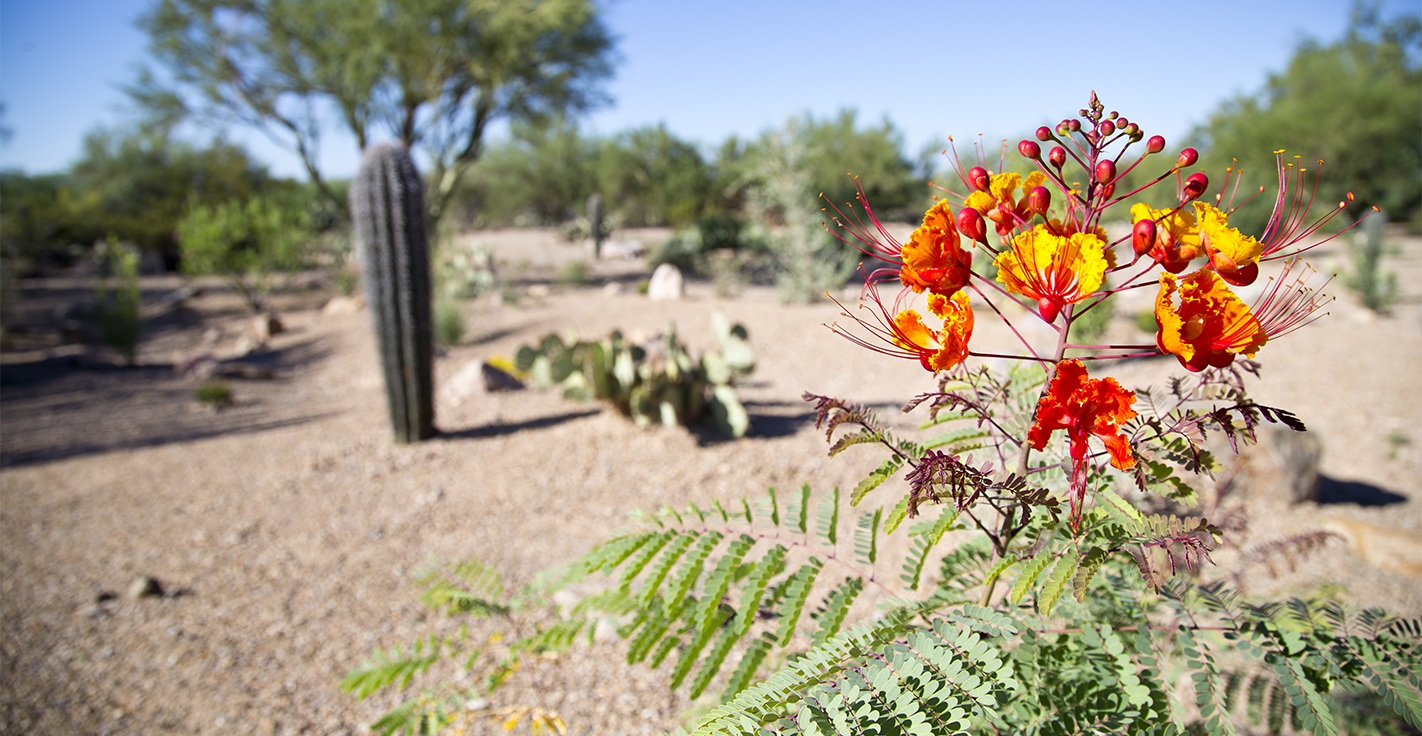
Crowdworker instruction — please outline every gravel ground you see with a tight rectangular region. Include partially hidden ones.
[2,226,1419,735]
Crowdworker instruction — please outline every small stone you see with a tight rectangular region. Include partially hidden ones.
[126,576,164,600]
[481,362,524,393]
[232,335,259,358]
[647,263,684,301]
[175,353,218,379]
[1323,518,1422,576]
[527,284,551,299]
[602,281,624,296]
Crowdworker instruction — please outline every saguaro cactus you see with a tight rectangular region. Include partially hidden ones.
[587,193,604,259]
[351,143,435,442]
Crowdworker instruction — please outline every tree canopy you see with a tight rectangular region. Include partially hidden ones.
[1191,3,1421,230]
[134,0,616,226]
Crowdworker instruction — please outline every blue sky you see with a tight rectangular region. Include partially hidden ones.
[2,0,1417,180]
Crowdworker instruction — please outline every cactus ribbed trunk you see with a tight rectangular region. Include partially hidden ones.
[351,143,435,443]
[587,193,604,259]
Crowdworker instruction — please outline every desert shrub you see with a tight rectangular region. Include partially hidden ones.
[345,93,1422,736]
[193,381,233,407]
[92,238,143,365]
[744,120,855,303]
[555,260,589,286]
[596,124,712,227]
[178,196,310,312]
[1346,212,1399,313]
[433,299,465,348]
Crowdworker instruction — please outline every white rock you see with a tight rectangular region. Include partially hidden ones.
[442,360,486,407]
[601,281,623,296]
[647,263,684,301]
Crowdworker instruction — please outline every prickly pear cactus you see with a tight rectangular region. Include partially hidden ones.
[514,313,754,438]
[351,143,435,443]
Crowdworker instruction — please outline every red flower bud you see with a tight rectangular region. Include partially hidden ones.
[1048,146,1066,169]
[1018,140,1041,160]
[1177,148,1199,168]
[1066,119,1081,132]
[1183,172,1209,201]
[1147,135,1166,154]
[1035,126,1052,142]
[1132,219,1157,255]
[956,206,987,244]
[1125,123,1139,136]
[968,166,990,192]
[1028,185,1051,215]
[1217,262,1259,287]
[1037,297,1061,324]
[1098,120,1116,136]
[1100,182,1116,201]
[1116,117,1129,127]
[1094,160,1116,184]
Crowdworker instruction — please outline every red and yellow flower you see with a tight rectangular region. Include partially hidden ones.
[1130,202,1202,273]
[995,224,1108,323]
[964,171,1046,235]
[1196,202,1263,286]
[1028,359,1137,528]
[1154,269,1266,372]
[828,284,974,373]
[899,199,973,297]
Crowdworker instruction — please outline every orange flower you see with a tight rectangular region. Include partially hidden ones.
[1196,202,1263,286]
[828,284,974,373]
[823,185,971,297]
[1154,270,1267,372]
[995,224,1107,323]
[900,199,973,296]
[1028,359,1137,529]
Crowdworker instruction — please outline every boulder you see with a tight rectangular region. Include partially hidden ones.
[1266,427,1321,504]
[647,263,684,301]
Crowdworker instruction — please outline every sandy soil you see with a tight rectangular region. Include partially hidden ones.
[2,225,1419,735]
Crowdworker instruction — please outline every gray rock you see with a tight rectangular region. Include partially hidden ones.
[126,576,164,600]
[481,362,524,392]
[647,263,684,301]
[1266,427,1321,503]
[250,313,283,342]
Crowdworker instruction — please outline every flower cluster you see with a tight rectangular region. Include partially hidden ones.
[825,92,1364,528]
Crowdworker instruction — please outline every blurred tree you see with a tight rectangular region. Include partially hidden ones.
[1191,2,1421,231]
[133,0,615,228]
[597,123,711,227]
[781,109,925,222]
[456,117,599,226]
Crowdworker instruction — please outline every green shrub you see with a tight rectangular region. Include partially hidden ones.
[433,299,465,347]
[178,196,310,312]
[193,380,233,407]
[92,239,142,365]
[1347,212,1399,313]
[555,260,589,286]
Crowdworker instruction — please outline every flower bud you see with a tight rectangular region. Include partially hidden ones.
[1035,126,1052,142]
[1132,219,1157,255]
[1018,140,1041,160]
[1125,123,1139,136]
[1099,120,1116,136]
[1094,160,1116,184]
[1028,185,1051,215]
[1100,182,1116,201]
[1183,172,1209,201]
[1037,297,1061,324]
[968,166,990,192]
[1147,135,1166,154]
[1116,117,1129,127]
[1217,262,1259,287]
[1066,119,1081,132]
[1177,148,1199,168]
[1048,146,1066,169]
[956,206,987,244]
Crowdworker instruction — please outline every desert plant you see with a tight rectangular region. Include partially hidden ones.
[745,120,855,303]
[178,195,309,312]
[351,142,435,443]
[514,313,755,438]
[555,260,589,286]
[346,94,1420,735]
[193,380,233,407]
[433,299,465,348]
[1346,212,1399,313]
[92,238,143,365]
